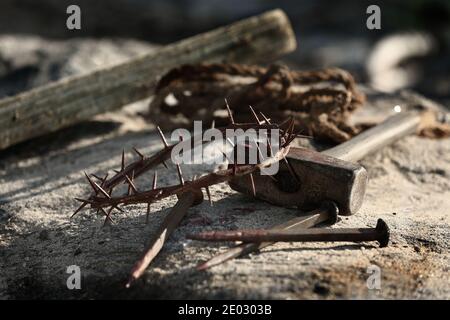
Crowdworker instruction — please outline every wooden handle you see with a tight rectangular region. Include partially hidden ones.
[323,111,422,162]
[0,9,296,150]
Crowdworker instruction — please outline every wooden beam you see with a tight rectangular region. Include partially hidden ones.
[0,9,296,150]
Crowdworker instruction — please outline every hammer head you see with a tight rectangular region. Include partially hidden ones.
[228,147,367,215]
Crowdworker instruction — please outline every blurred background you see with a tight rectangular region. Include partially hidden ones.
[0,0,449,105]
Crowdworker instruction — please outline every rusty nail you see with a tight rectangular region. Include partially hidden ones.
[189,219,390,248]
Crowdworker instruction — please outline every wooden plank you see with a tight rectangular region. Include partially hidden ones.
[0,9,296,150]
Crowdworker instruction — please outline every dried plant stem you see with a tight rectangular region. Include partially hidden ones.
[87,146,290,210]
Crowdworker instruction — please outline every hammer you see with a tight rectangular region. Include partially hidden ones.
[197,110,425,270]
[229,110,425,216]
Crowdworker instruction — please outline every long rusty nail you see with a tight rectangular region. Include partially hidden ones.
[196,201,339,270]
[189,219,390,248]
[126,189,203,288]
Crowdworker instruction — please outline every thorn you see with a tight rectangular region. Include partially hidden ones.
[146,203,151,224]
[283,157,300,183]
[113,169,121,174]
[205,186,213,206]
[280,117,294,146]
[279,117,292,131]
[162,160,169,170]
[176,164,185,185]
[211,120,215,129]
[74,197,93,204]
[84,172,99,194]
[102,207,115,226]
[226,137,235,147]
[283,122,297,147]
[133,147,145,159]
[224,99,235,124]
[125,173,138,194]
[259,112,271,124]
[248,105,260,124]
[152,171,158,190]
[255,141,265,162]
[92,173,109,188]
[157,126,169,148]
[221,151,231,164]
[101,173,109,188]
[113,204,124,213]
[288,119,295,137]
[284,135,296,148]
[266,138,274,157]
[92,179,112,199]
[296,133,314,140]
[71,201,89,218]
[249,173,256,197]
[284,118,294,139]
[281,118,294,146]
[121,149,125,172]
[289,118,295,134]
[91,173,103,182]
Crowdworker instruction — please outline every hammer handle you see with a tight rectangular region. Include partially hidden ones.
[323,112,422,162]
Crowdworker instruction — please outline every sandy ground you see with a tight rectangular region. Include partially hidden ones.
[0,86,449,299]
